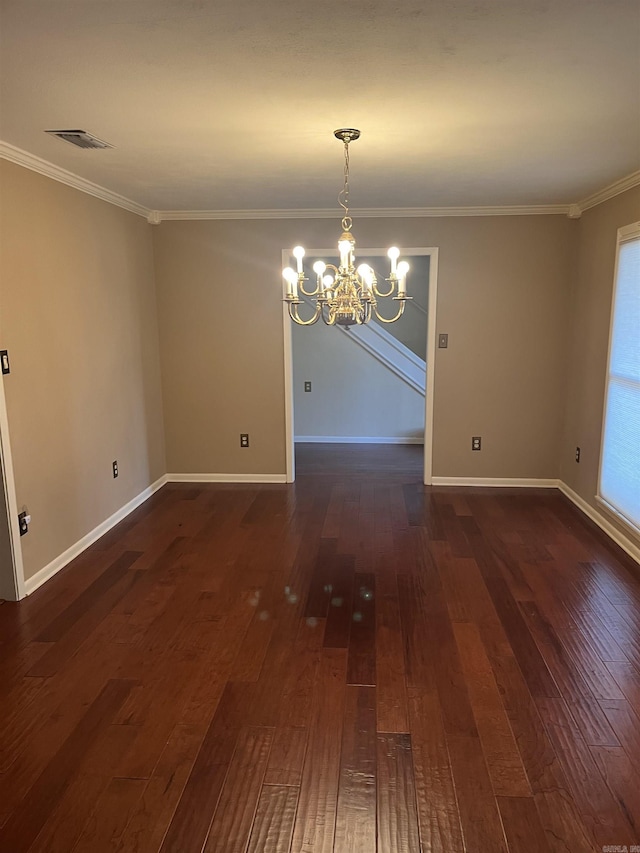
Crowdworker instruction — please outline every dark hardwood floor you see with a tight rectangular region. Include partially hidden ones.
[1,444,640,852]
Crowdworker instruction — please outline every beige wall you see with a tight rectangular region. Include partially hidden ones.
[560,186,640,542]
[0,161,166,580]
[152,221,288,476]
[154,215,575,479]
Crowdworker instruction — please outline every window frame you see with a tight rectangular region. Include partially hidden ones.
[596,220,640,537]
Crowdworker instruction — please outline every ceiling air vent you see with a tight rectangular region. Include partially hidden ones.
[45,129,113,150]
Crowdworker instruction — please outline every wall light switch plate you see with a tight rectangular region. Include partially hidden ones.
[1,350,10,375]
[438,334,448,349]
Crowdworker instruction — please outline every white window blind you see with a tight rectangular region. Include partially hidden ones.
[599,226,640,532]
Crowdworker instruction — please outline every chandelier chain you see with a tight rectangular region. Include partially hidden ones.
[338,140,352,232]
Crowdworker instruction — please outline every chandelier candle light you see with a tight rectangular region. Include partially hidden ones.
[283,129,411,327]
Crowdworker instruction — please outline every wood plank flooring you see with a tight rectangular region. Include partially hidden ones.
[1,443,640,851]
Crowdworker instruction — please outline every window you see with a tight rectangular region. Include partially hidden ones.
[599,222,640,534]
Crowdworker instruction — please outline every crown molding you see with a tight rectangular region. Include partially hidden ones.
[0,141,151,219]
[2,139,638,221]
[156,203,571,221]
[577,169,640,213]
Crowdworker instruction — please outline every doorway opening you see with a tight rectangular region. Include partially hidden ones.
[282,247,438,484]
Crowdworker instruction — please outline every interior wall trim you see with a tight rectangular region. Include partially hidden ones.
[429,477,639,566]
[167,473,287,484]
[559,481,640,566]
[0,373,25,600]
[578,170,640,213]
[3,140,638,221]
[0,141,150,219]
[19,470,640,599]
[431,477,560,488]
[155,204,572,220]
[23,474,169,595]
[295,436,424,444]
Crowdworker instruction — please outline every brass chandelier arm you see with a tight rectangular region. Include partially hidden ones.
[298,276,319,297]
[286,300,323,326]
[373,278,395,298]
[372,299,409,324]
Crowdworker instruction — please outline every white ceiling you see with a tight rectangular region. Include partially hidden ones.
[1,0,639,212]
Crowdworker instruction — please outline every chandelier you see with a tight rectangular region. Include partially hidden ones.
[282,129,411,327]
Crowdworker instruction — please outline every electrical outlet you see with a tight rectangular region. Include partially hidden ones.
[575,446,580,463]
[240,433,249,448]
[472,436,481,451]
[304,381,312,392]
[438,333,449,349]
[113,460,119,478]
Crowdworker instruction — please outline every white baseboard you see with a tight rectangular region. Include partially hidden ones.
[295,436,424,445]
[558,481,640,565]
[431,477,560,488]
[23,474,169,596]
[428,476,638,565]
[20,472,639,599]
[167,473,287,484]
